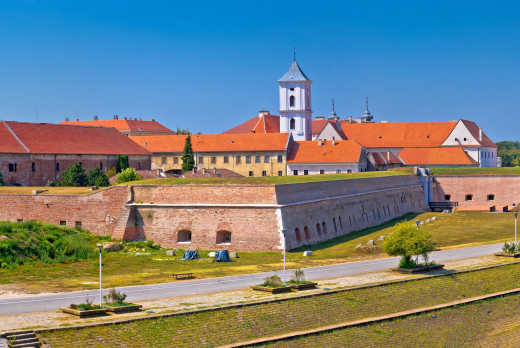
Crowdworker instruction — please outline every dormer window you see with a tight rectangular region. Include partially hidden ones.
[289,95,295,107]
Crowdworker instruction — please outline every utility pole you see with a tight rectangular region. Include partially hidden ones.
[96,243,104,307]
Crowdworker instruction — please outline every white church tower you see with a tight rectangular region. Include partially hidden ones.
[278,55,312,141]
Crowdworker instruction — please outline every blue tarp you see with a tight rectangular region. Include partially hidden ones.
[178,250,199,260]
[215,250,232,262]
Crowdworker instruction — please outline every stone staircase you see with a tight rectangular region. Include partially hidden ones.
[111,206,132,240]
[2,330,41,348]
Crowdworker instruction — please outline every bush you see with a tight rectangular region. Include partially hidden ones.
[182,136,195,172]
[103,288,127,305]
[115,168,141,184]
[86,168,110,187]
[398,256,417,269]
[0,169,4,186]
[116,155,129,173]
[384,222,436,267]
[293,268,305,282]
[261,275,284,288]
[502,241,519,255]
[58,163,88,186]
[105,168,117,178]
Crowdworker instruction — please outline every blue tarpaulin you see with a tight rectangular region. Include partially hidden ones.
[215,250,232,262]
[178,250,199,260]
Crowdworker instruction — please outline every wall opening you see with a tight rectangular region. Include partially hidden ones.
[177,230,192,243]
[465,194,473,201]
[487,194,495,201]
[322,222,327,234]
[304,226,311,240]
[289,95,295,107]
[295,228,301,242]
[316,223,321,235]
[290,118,296,130]
[216,230,232,244]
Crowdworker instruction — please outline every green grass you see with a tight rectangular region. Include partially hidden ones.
[0,186,93,195]
[123,169,412,186]
[0,211,516,292]
[39,263,520,348]
[430,166,520,175]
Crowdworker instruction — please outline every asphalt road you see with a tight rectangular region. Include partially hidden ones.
[0,243,502,315]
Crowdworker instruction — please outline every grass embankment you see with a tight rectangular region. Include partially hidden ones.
[124,169,412,186]
[39,263,520,348]
[0,211,516,292]
[0,186,93,195]
[430,167,520,176]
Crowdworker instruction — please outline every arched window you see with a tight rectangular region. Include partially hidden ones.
[177,230,192,243]
[290,118,296,130]
[304,226,311,240]
[216,230,232,244]
[289,95,295,107]
[316,223,321,235]
[322,222,327,234]
[295,228,301,242]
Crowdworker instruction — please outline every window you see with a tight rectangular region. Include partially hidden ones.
[248,171,253,176]
[177,230,192,243]
[293,170,298,176]
[17,219,23,222]
[75,221,82,229]
[277,155,283,163]
[262,170,267,177]
[444,194,451,201]
[99,162,103,170]
[255,155,261,163]
[138,162,141,170]
[32,162,36,172]
[264,155,270,163]
[290,118,296,130]
[56,162,60,172]
[316,223,321,235]
[211,156,216,164]
[236,155,241,164]
[333,218,338,233]
[174,157,179,164]
[338,216,343,229]
[290,88,294,91]
[198,156,204,164]
[246,155,251,164]
[463,137,467,141]
[278,170,283,176]
[304,170,309,175]
[319,169,325,175]
[8,163,16,172]
[223,156,229,164]
[322,222,327,234]
[289,95,295,107]
[304,226,311,240]
[347,169,352,173]
[216,230,232,244]
[295,228,301,241]
[465,194,473,201]
[487,194,495,201]
[336,169,341,174]
[60,220,66,226]
[161,156,167,165]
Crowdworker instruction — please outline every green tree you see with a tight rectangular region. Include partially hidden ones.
[116,155,129,173]
[182,135,195,172]
[58,163,88,187]
[384,222,436,268]
[86,168,110,187]
[0,170,4,186]
[114,168,141,184]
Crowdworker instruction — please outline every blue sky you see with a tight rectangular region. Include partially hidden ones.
[0,1,518,141]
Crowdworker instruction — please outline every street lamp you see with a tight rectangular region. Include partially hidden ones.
[514,212,519,245]
[96,243,104,307]
[281,229,287,277]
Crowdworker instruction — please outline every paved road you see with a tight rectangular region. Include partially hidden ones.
[0,243,502,315]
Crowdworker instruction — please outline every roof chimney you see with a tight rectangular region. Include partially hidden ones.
[258,110,269,118]
[479,127,482,142]
[124,117,128,120]
[64,117,70,122]
[93,115,99,120]
[332,139,336,146]
[76,118,80,121]
[113,115,119,120]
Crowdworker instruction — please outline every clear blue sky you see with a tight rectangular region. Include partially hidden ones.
[0,1,518,141]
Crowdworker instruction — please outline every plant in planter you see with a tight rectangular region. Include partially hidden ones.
[103,288,142,313]
[252,275,292,293]
[62,298,107,317]
[287,269,317,290]
[498,241,520,257]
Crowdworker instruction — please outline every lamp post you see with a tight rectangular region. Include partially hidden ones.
[281,229,287,277]
[514,212,519,245]
[96,243,104,307]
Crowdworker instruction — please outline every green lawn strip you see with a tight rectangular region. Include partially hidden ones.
[430,167,520,176]
[1,211,516,292]
[39,263,520,348]
[259,292,520,347]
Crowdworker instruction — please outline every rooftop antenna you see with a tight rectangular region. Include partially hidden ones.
[293,48,296,61]
[362,96,373,120]
[329,98,338,118]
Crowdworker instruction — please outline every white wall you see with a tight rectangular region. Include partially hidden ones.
[287,163,362,175]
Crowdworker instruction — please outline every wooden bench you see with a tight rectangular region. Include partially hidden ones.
[171,273,194,280]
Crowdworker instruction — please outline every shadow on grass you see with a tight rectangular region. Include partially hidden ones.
[290,212,421,252]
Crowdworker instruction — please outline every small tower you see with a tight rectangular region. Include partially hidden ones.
[361,97,374,122]
[278,53,312,141]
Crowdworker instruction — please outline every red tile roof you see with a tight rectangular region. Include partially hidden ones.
[461,120,497,148]
[1,121,150,155]
[370,152,386,166]
[224,114,281,134]
[130,133,290,153]
[341,121,458,148]
[61,119,173,134]
[287,140,362,163]
[0,122,28,153]
[399,147,477,165]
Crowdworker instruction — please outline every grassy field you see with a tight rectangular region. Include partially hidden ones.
[0,211,516,292]
[39,263,520,348]
[124,169,412,186]
[0,186,93,195]
[430,167,520,176]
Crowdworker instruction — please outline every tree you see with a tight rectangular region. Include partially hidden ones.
[86,168,110,187]
[116,155,129,173]
[0,170,4,186]
[58,163,88,187]
[182,135,195,172]
[114,168,141,184]
[384,222,435,268]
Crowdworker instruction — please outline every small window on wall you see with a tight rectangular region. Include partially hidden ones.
[216,230,232,244]
[264,155,270,163]
[293,170,298,176]
[289,95,295,107]
[174,157,179,164]
[487,194,495,201]
[444,194,451,201]
[290,118,296,130]
[295,228,301,241]
[32,162,36,172]
[17,219,23,222]
[249,171,254,177]
[223,156,229,164]
[316,223,321,235]
[60,220,66,226]
[75,221,82,229]
[161,156,167,165]
[211,156,217,164]
[8,163,16,172]
[336,169,341,174]
[99,162,103,170]
[278,170,283,176]
[56,163,60,172]
[255,155,261,163]
[177,230,192,243]
[236,155,241,164]
[304,226,311,240]
[198,156,204,164]
[262,170,267,177]
[319,169,325,175]
[277,155,283,163]
[246,155,251,164]
[465,194,473,201]
[304,170,309,175]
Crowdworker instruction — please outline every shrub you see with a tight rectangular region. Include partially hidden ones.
[261,275,284,288]
[293,268,305,282]
[116,155,129,173]
[502,241,519,255]
[103,288,127,305]
[115,168,141,184]
[384,222,436,267]
[105,167,117,178]
[0,169,4,186]
[182,135,195,172]
[86,168,110,187]
[58,163,88,186]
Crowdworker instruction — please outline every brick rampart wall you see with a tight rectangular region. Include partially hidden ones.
[433,175,520,211]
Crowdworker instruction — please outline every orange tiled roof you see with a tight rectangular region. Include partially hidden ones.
[1,121,150,155]
[341,121,458,148]
[0,121,27,153]
[130,133,290,153]
[287,140,362,163]
[61,119,173,134]
[225,114,280,134]
[460,120,497,148]
[399,147,476,165]
[370,152,386,166]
